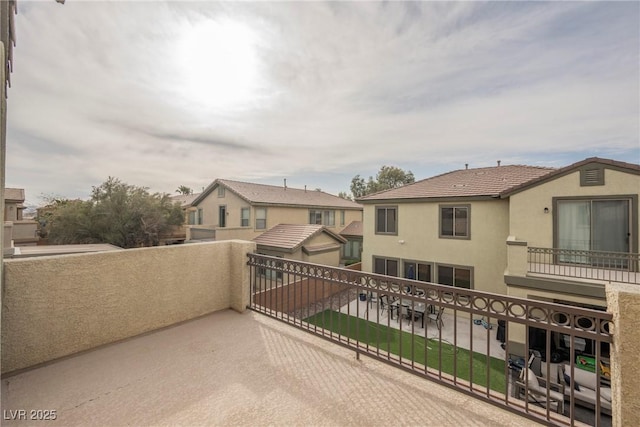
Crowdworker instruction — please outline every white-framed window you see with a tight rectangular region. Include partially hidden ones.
[241,208,250,227]
[218,187,225,197]
[340,210,345,226]
[188,211,196,225]
[375,206,397,235]
[197,208,203,225]
[440,205,470,239]
[255,208,266,230]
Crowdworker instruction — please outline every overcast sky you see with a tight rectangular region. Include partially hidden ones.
[6,0,639,206]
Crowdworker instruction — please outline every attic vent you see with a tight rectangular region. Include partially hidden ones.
[453,184,468,188]
[580,166,605,186]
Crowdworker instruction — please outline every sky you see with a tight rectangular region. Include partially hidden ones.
[5,0,640,206]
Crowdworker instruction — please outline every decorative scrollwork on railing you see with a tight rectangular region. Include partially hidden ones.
[247,252,613,342]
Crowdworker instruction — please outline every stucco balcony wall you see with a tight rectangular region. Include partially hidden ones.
[1,240,255,375]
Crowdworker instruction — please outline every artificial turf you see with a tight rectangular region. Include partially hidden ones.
[305,309,506,393]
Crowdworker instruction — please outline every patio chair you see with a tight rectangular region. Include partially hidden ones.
[368,292,379,309]
[400,304,422,326]
[515,368,565,414]
[427,306,444,330]
[379,295,390,315]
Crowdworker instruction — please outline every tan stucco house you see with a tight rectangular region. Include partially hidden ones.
[189,179,363,243]
[358,157,639,355]
[358,157,638,302]
[3,188,38,252]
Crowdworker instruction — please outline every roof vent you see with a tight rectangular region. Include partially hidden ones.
[497,160,501,167]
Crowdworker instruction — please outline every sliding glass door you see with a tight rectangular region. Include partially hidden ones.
[557,199,630,266]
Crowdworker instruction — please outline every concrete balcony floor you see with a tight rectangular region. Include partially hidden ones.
[1,310,539,426]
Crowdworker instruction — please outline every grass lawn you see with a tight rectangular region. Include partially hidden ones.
[305,309,506,394]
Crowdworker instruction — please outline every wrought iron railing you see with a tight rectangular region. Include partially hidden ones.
[528,247,639,284]
[247,253,613,427]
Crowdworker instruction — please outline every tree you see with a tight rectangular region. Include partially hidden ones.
[337,191,352,201]
[349,166,415,198]
[176,185,193,195]
[44,177,184,248]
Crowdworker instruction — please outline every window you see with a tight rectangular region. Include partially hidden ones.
[373,256,399,276]
[343,240,361,259]
[219,206,226,227]
[309,210,335,226]
[188,211,196,225]
[404,261,432,282]
[340,210,345,226]
[241,208,250,227]
[218,187,225,197]
[197,208,203,225]
[437,265,472,289]
[556,198,632,265]
[375,206,397,234]
[440,205,469,238]
[255,208,266,230]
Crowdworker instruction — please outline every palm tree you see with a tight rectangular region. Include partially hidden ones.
[176,185,193,195]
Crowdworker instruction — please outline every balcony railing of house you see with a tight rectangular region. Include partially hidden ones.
[528,247,640,285]
[247,253,613,427]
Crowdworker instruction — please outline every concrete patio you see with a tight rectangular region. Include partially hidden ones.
[1,309,539,426]
[340,296,507,358]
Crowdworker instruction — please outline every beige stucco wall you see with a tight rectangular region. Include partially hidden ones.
[509,168,640,249]
[1,240,255,374]
[361,199,510,295]
[606,282,640,427]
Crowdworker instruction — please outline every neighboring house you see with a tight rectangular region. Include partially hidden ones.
[357,157,639,356]
[170,192,202,226]
[168,192,202,244]
[189,179,363,242]
[4,187,25,221]
[253,223,347,266]
[339,220,363,264]
[3,188,38,251]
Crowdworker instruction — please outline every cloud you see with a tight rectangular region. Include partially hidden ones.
[5,1,639,204]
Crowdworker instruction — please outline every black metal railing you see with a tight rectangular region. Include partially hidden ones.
[528,247,639,284]
[247,253,613,427]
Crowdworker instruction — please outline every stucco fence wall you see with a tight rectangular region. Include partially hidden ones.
[1,240,256,375]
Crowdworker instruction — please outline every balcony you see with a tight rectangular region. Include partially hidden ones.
[527,247,639,285]
[0,309,532,426]
[1,242,639,426]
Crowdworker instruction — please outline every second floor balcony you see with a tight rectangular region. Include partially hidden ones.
[527,247,639,285]
[2,241,638,426]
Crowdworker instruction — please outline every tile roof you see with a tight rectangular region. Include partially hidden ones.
[194,179,362,209]
[502,157,640,196]
[340,221,363,237]
[253,224,346,251]
[357,165,556,202]
[170,193,201,208]
[4,187,25,202]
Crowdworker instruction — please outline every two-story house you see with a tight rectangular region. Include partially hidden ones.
[189,179,363,245]
[358,157,639,354]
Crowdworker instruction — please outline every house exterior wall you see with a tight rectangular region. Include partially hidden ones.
[194,188,362,241]
[361,199,510,295]
[509,168,640,250]
[1,240,255,374]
